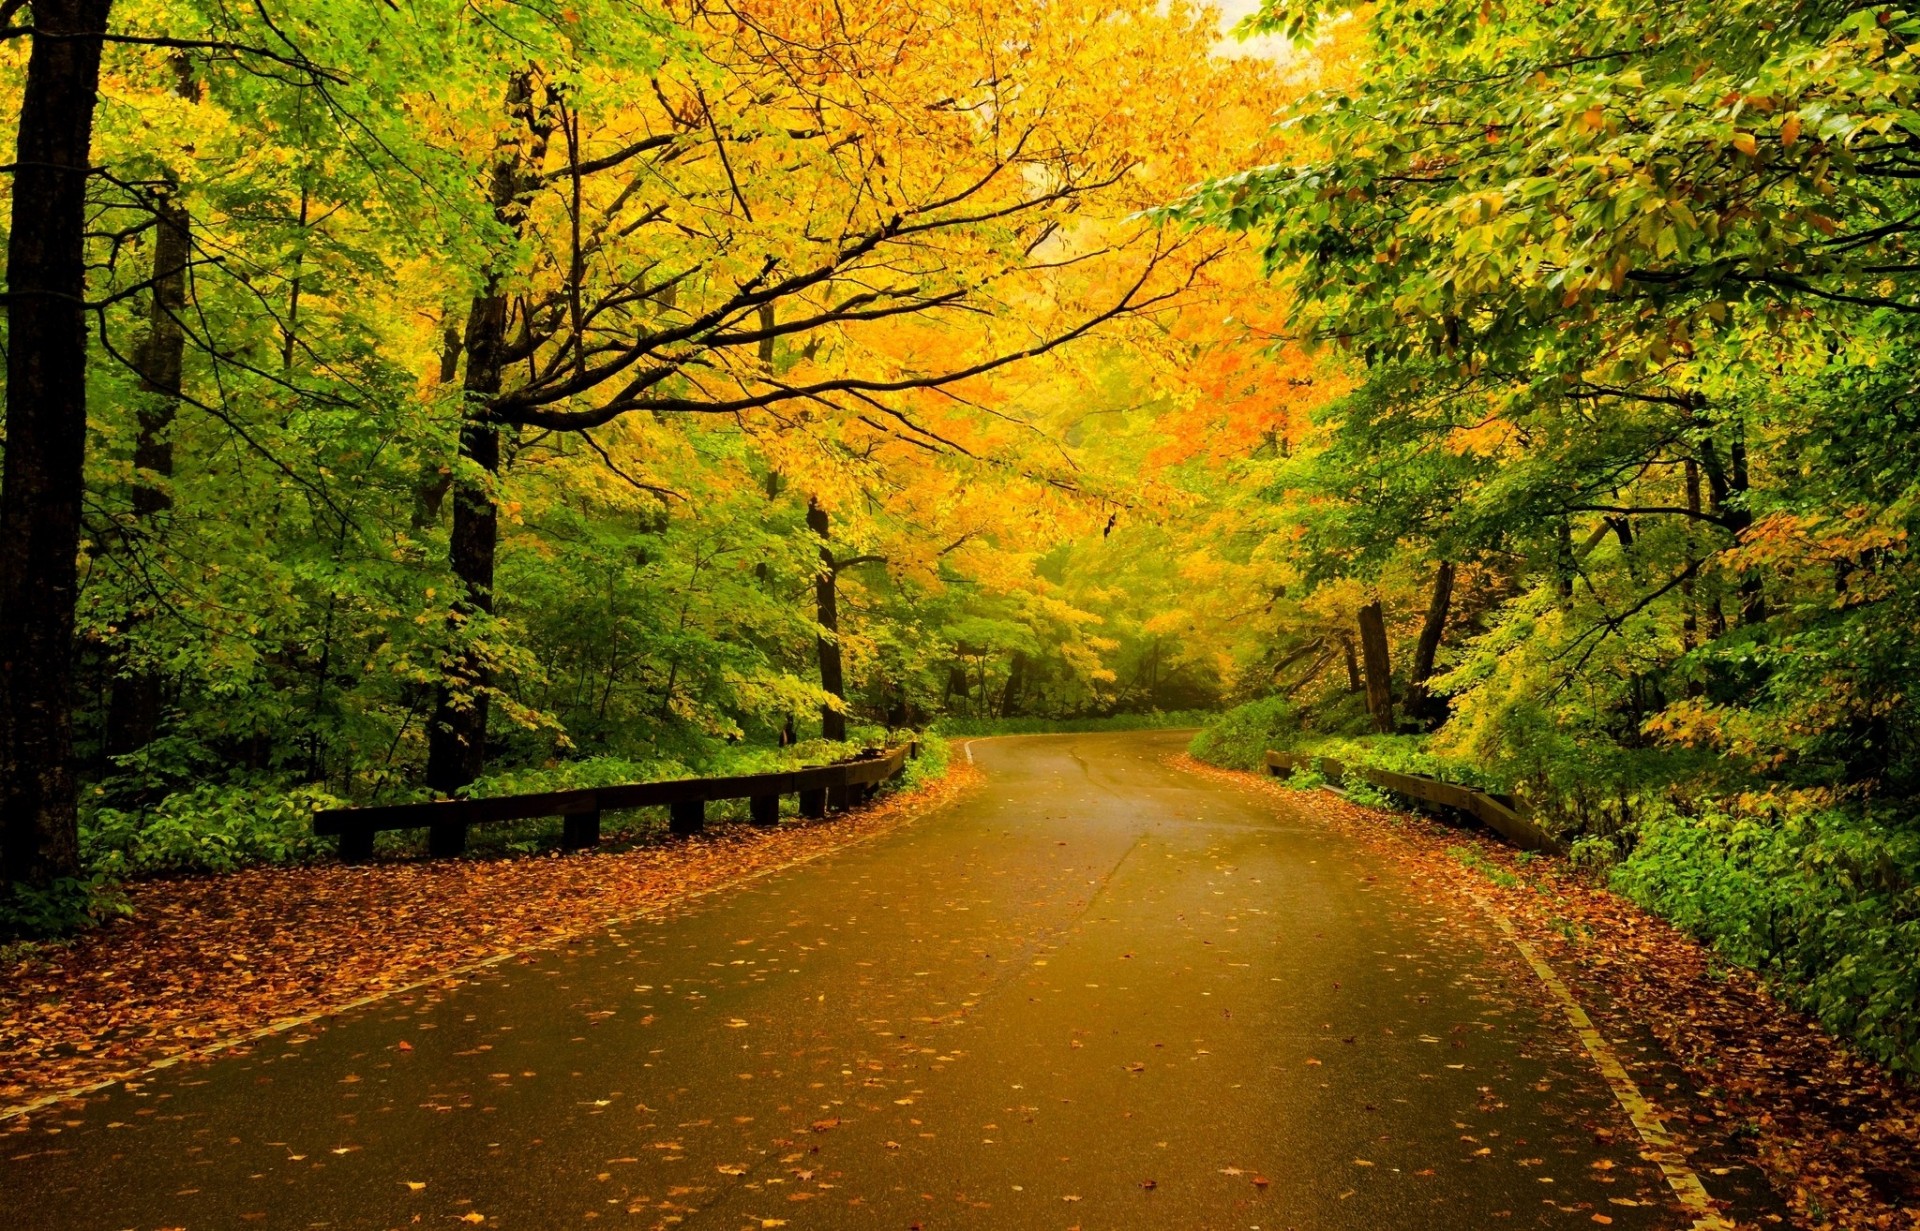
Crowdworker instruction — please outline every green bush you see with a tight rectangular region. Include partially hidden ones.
[83,781,344,875]
[1186,697,1299,770]
[0,875,131,942]
[1611,799,1920,1075]
[891,732,952,793]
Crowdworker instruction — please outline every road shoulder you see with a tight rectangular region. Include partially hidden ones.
[0,761,979,1119]
[1175,753,1920,1231]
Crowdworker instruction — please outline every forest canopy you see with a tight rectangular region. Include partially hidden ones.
[0,0,1313,903]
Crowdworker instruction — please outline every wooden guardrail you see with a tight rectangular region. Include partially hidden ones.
[1264,749,1562,854]
[316,741,918,861]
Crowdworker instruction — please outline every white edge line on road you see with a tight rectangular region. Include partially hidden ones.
[1206,762,1734,1230]
[0,806,937,1125]
[1483,906,1733,1231]
[964,740,974,764]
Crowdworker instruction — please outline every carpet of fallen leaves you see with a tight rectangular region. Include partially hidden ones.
[0,761,977,1111]
[1177,755,1920,1231]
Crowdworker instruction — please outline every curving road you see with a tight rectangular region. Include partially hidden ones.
[3,732,1696,1229]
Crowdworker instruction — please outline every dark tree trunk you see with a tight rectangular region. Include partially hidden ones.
[808,498,846,741]
[1356,601,1395,734]
[104,181,190,756]
[411,322,464,531]
[757,303,776,364]
[1728,433,1765,626]
[426,73,551,793]
[999,650,1027,717]
[1699,434,1763,626]
[424,382,502,792]
[1402,561,1455,728]
[1682,459,1701,657]
[0,0,114,887]
[1553,519,1576,603]
[1340,634,1362,693]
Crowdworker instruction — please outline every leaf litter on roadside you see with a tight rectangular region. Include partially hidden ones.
[1,764,977,1111]
[1179,753,1920,1231]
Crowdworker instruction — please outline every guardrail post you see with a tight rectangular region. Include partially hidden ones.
[798,788,826,818]
[340,827,374,862]
[826,783,851,811]
[428,819,467,857]
[562,803,601,851]
[669,799,704,835]
[750,794,779,825]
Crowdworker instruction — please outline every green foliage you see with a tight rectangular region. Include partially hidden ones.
[83,783,344,876]
[1185,697,1299,770]
[1613,800,1920,1075]
[891,733,952,795]
[0,876,132,942]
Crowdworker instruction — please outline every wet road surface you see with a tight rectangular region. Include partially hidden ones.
[3,732,1689,1229]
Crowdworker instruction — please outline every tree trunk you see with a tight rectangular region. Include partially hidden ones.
[1682,459,1701,656]
[410,321,464,531]
[1356,601,1395,734]
[0,0,114,888]
[1700,434,1763,626]
[808,498,846,741]
[424,378,502,793]
[1402,561,1455,728]
[1729,432,1765,625]
[104,178,190,756]
[1340,634,1362,693]
[999,650,1027,717]
[425,72,551,793]
[1553,519,1576,603]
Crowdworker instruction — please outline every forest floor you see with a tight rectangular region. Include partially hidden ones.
[0,762,978,1116]
[1176,755,1920,1231]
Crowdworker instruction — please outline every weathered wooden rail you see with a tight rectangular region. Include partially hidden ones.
[1264,748,1562,854]
[316,742,917,861]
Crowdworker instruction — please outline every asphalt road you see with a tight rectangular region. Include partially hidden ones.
[3,732,1691,1229]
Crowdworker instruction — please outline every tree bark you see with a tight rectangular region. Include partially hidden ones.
[1402,561,1455,728]
[807,498,846,741]
[999,650,1027,717]
[426,72,551,793]
[1699,434,1763,626]
[1682,459,1701,656]
[411,322,464,531]
[1,0,114,887]
[104,177,190,756]
[1340,634,1362,693]
[1356,601,1395,734]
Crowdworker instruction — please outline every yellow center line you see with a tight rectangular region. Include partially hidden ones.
[1484,906,1733,1230]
